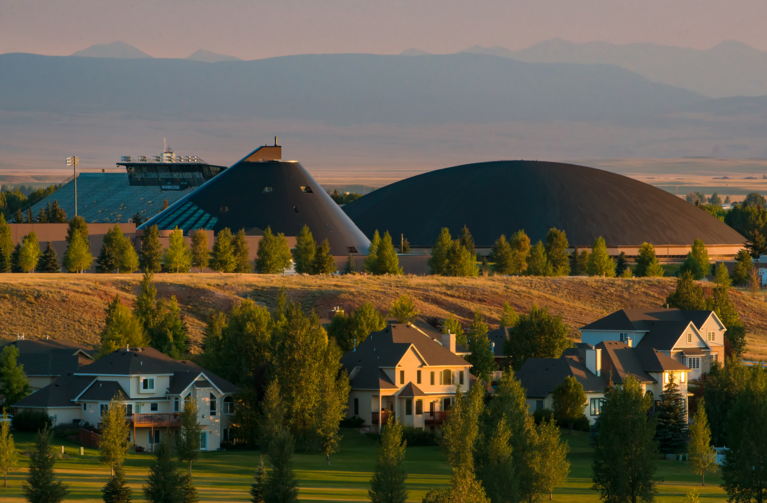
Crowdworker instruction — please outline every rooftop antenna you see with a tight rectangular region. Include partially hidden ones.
[164,138,167,152]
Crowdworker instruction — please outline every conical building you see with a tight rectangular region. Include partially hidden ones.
[138,143,370,255]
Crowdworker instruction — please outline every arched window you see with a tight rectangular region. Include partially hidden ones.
[443,370,452,385]
[223,396,234,415]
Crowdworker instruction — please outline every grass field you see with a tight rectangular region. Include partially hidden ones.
[0,428,727,503]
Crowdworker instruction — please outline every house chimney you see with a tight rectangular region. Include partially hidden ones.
[586,348,602,377]
[442,332,456,353]
[626,337,633,348]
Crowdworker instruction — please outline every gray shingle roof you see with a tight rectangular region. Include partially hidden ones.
[13,374,94,408]
[78,381,129,402]
[488,327,509,357]
[0,339,94,377]
[517,354,608,398]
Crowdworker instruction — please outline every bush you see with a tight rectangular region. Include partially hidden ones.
[220,441,256,451]
[533,408,555,425]
[53,422,81,439]
[572,414,591,432]
[12,410,53,432]
[340,416,365,428]
[401,426,439,447]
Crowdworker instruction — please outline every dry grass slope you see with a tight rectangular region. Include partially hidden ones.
[1,274,767,359]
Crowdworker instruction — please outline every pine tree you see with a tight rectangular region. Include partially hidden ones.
[665,271,707,310]
[99,394,131,476]
[10,243,21,273]
[151,296,188,358]
[635,243,662,277]
[140,225,163,273]
[577,249,589,275]
[509,230,531,275]
[569,248,580,276]
[445,239,477,277]
[102,465,132,503]
[39,242,59,273]
[314,343,350,465]
[25,208,33,223]
[714,262,732,287]
[364,230,382,274]
[586,237,616,277]
[0,411,19,488]
[459,226,475,257]
[259,380,287,454]
[293,225,316,274]
[369,416,408,503]
[499,302,518,328]
[0,214,13,273]
[133,272,159,333]
[14,209,22,224]
[428,228,452,275]
[176,399,202,477]
[210,228,236,273]
[615,252,629,277]
[18,231,41,273]
[400,238,410,254]
[118,235,139,273]
[22,425,69,503]
[97,225,123,273]
[190,229,209,272]
[264,430,299,503]
[492,235,514,275]
[255,227,292,274]
[250,456,267,503]
[163,228,192,273]
[526,240,553,276]
[143,435,185,503]
[375,232,402,275]
[99,298,148,356]
[36,207,47,223]
[131,212,143,226]
[478,417,516,503]
[0,345,32,409]
[552,376,587,434]
[162,199,169,211]
[312,239,337,275]
[679,239,710,280]
[233,229,251,273]
[465,311,496,384]
[64,229,92,273]
[50,201,67,223]
[732,249,753,287]
[688,398,716,486]
[342,254,357,274]
[545,228,570,276]
[389,295,419,324]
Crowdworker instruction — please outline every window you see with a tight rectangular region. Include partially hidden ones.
[150,403,159,412]
[400,370,405,385]
[348,247,358,254]
[125,404,133,416]
[142,378,155,391]
[100,404,108,416]
[354,398,359,416]
[688,357,700,370]
[536,400,544,411]
[430,372,435,385]
[416,399,423,415]
[708,331,716,342]
[443,370,452,385]
[406,399,412,416]
[210,393,217,417]
[681,372,686,383]
[223,396,234,414]
[590,398,604,416]
[82,403,87,411]
[619,333,628,342]
[439,371,442,385]
[200,432,208,450]
[174,397,180,412]
[263,187,273,193]
[459,371,465,385]
[417,370,421,384]
[664,372,670,383]
[300,186,313,193]
[149,430,160,444]
[136,403,142,414]
[687,333,692,343]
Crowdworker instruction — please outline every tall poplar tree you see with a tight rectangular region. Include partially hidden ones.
[163,228,192,273]
[0,214,13,273]
[18,231,41,273]
[314,342,350,465]
[688,398,716,486]
[293,225,316,274]
[210,228,236,273]
[259,380,287,454]
[176,399,202,476]
[64,229,93,273]
[233,229,251,273]
[0,411,19,488]
[509,230,531,275]
[369,416,408,503]
[140,225,163,273]
[99,394,131,476]
[545,228,570,276]
[190,229,209,272]
[586,237,616,277]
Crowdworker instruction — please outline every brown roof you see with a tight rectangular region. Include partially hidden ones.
[398,382,427,397]
[516,354,607,398]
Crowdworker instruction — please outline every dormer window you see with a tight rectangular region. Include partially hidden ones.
[142,378,155,391]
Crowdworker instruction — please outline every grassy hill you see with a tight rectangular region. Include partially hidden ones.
[2,274,767,360]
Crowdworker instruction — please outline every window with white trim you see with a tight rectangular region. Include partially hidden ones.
[174,397,180,412]
[210,393,217,417]
[707,331,716,342]
[687,333,692,343]
[688,357,700,370]
[619,333,628,343]
[590,398,604,416]
[142,378,155,391]
[150,403,159,412]
[223,396,234,414]
[100,404,108,416]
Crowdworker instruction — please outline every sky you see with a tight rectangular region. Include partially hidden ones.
[1,0,767,59]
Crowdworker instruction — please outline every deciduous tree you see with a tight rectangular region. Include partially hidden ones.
[18,231,41,273]
[545,228,570,276]
[63,229,92,273]
[445,239,477,277]
[0,345,31,409]
[389,295,419,324]
[259,380,287,453]
[506,304,571,370]
[688,398,716,486]
[99,297,148,357]
[163,228,192,273]
[210,228,236,273]
[499,302,518,329]
[509,230,531,275]
[255,227,292,274]
[176,399,203,476]
[732,249,753,287]
[314,342,350,465]
[428,228,452,275]
[679,239,710,280]
[635,243,664,277]
[293,225,316,274]
[233,229,252,273]
[526,241,553,277]
[465,311,496,384]
[491,235,514,276]
[552,376,587,434]
[190,229,209,272]
[586,237,615,277]
[0,214,13,273]
[665,271,706,310]
[99,393,131,476]
[369,416,408,503]
[312,239,337,275]
[0,411,19,487]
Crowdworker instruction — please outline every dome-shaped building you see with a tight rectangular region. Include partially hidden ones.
[343,160,744,258]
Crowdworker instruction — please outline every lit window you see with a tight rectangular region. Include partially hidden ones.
[664,372,670,383]
[708,332,715,342]
[681,372,686,383]
[300,186,313,193]
[590,398,604,416]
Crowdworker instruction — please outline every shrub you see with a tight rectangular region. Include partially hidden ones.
[339,416,365,428]
[533,408,555,425]
[52,422,81,439]
[572,414,591,432]
[12,410,53,432]
[401,426,439,447]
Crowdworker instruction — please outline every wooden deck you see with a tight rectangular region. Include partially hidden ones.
[371,411,391,425]
[425,411,448,425]
[129,413,181,427]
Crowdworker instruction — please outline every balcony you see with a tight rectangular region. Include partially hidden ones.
[425,411,449,425]
[129,413,181,427]
[372,411,391,425]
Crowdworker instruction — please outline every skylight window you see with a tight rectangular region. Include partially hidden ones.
[300,186,313,193]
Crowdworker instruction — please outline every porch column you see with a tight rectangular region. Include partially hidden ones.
[378,395,382,432]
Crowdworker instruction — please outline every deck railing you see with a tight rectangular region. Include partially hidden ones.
[130,413,182,426]
[372,411,391,425]
[425,411,449,424]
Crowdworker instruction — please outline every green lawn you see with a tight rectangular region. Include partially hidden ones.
[0,429,727,502]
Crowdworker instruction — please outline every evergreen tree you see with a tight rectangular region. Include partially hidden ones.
[140,225,163,273]
[143,435,185,503]
[499,302,518,328]
[162,199,169,211]
[255,227,292,274]
[64,229,92,273]
[465,311,496,384]
[0,411,19,488]
[210,228,236,273]
[445,239,477,277]
[688,398,716,486]
[99,297,148,356]
[369,416,408,503]
[99,394,131,476]
[250,456,267,503]
[615,252,629,277]
[732,249,753,287]
[26,208,33,223]
[526,240,553,276]
[655,373,688,455]
[428,228,452,275]
[39,242,59,273]
[679,239,710,280]
[364,230,382,274]
[400,237,410,254]
[342,254,357,274]
[0,345,32,409]
[592,375,658,503]
[714,262,732,287]
[36,207,47,223]
[18,231,41,273]
[491,235,514,275]
[635,243,664,277]
[264,430,299,503]
[389,295,419,324]
[665,271,707,310]
[459,225,475,257]
[97,225,123,273]
[314,342,350,465]
[506,304,572,370]
[442,313,466,347]
[375,231,402,275]
[577,249,589,275]
[586,237,616,277]
[10,243,21,273]
[133,272,159,332]
[707,278,747,357]
[259,380,287,454]
[569,248,580,276]
[0,214,13,273]
[118,235,139,273]
[176,399,202,476]
[545,228,570,276]
[102,465,132,503]
[50,201,67,223]
[312,239,337,275]
[190,229,209,272]
[509,229,530,275]
[151,296,188,358]
[552,376,587,434]
[163,228,192,273]
[66,215,89,245]
[293,225,316,274]
[233,229,251,273]
[131,212,143,226]
[22,425,69,503]
[14,209,22,224]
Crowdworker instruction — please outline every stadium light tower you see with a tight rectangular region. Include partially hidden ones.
[66,156,79,217]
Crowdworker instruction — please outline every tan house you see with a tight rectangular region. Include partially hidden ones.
[580,309,725,380]
[341,323,472,431]
[13,347,238,451]
[0,338,94,392]
[516,341,691,425]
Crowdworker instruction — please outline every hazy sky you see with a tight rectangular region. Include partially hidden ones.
[2,0,767,59]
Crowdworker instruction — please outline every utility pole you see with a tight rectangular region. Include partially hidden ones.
[66,156,79,217]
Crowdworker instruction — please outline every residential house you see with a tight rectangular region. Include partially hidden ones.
[340,323,472,431]
[0,338,94,391]
[516,341,690,424]
[13,347,237,451]
[580,309,725,380]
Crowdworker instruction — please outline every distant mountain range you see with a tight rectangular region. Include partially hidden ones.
[70,41,241,63]
[186,49,241,63]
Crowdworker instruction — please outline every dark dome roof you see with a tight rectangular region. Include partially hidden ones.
[139,146,370,255]
[343,160,745,248]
